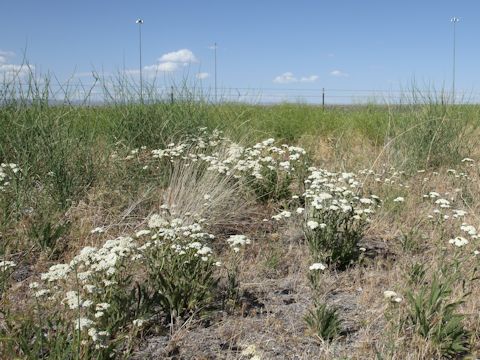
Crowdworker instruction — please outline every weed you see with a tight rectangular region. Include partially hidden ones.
[405,275,471,357]
[304,302,342,342]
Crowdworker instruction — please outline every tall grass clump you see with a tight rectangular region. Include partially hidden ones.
[390,87,477,170]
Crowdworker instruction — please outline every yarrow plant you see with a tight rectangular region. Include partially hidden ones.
[141,211,218,323]
[304,260,342,342]
[301,167,380,269]
[12,208,242,358]
[234,138,307,202]
[224,234,252,307]
[148,131,308,203]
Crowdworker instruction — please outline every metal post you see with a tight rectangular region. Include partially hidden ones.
[322,88,325,110]
[170,86,174,104]
[214,42,217,103]
[136,19,144,103]
[451,17,459,103]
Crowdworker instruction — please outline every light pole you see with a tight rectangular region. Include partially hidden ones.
[451,17,459,103]
[136,18,144,102]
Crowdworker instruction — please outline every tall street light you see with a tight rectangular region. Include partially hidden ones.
[451,17,459,103]
[136,18,144,102]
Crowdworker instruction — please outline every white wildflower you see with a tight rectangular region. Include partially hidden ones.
[41,263,71,282]
[449,236,469,247]
[90,227,105,234]
[135,229,151,238]
[64,291,81,310]
[148,214,169,228]
[460,224,477,236]
[133,319,145,327]
[309,263,326,271]
[227,235,251,249]
[435,198,450,208]
[383,290,397,299]
[74,317,94,330]
[0,260,16,269]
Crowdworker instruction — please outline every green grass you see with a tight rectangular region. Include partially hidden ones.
[0,74,479,258]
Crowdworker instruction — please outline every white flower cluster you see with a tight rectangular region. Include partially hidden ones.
[272,210,291,221]
[151,128,224,162]
[0,260,16,270]
[0,163,20,192]
[423,189,473,223]
[449,236,469,247]
[447,222,479,248]
[148,130,307,185]
[383,290,402,303]
[303,167,379,222]
[231,139,306,180]
[227,235,251,252]
[359,166,408,188]
[309,262,326,271]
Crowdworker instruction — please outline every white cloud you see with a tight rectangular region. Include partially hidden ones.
[0,50,15,60]
[0,64,34,79]
[0,51,33,78]
[273,72,297,84]
[273,72,318,84]
[124,48,199,77]
[144,62,179,73]
[159,49,197,64]
[330,69,349,77]
[300,75,319,83]
[196,72,209,79]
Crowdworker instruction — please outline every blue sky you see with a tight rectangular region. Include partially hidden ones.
[1,1,479,101]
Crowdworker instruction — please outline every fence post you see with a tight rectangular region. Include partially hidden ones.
[322,88,325,110]
[170,86,174,104]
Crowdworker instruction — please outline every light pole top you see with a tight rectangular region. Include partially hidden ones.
[136,19,144,24]
[450,17,460,23]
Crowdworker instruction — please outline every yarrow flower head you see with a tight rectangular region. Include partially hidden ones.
[384,290,402,303]
[90,227,105,234]
[227,235,251,252]
[272,210,291,221]
[148,214,169,228]
[309,263,326,271]
[449,236,469,247]
[132,318,145,327]
[0,260,16,270]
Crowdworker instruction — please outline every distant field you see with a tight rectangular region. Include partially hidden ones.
[1,83,480,358]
